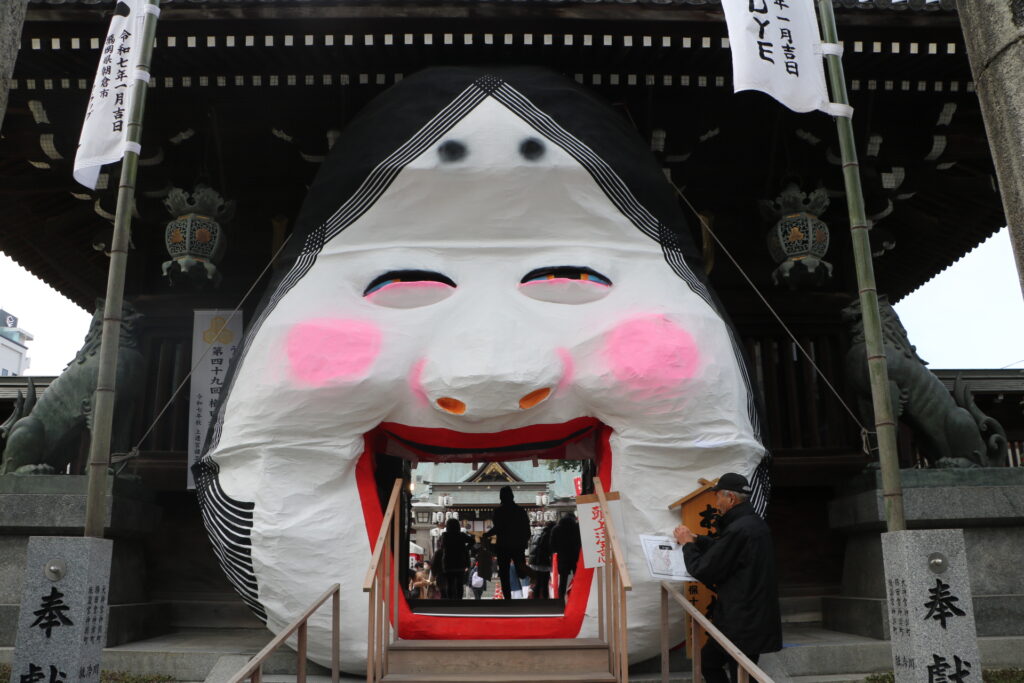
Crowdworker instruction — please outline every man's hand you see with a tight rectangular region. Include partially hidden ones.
[673,524,696,546]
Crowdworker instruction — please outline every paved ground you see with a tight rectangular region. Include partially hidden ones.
[2,624,1021,682]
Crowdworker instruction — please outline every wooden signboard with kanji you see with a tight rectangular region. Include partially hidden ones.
[667,477,721,657]
[575,490,623,569]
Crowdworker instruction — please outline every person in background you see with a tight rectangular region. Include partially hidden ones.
[430,544,446,599]
[550,513,581,600]
[409,562,431,600]
[475,541,495,586]
[439,517,473,600]
[674,472,782,683]
[468,557,488,600]
[529,521,556,599]
[482,486,532,600]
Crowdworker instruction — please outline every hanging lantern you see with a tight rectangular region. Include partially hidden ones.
[762,183,833,289]
[162,184,234,288]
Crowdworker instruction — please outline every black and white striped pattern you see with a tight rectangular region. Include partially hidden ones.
[488,79,771,513]
[207,82,490,455]
[201,74,774,604]
[198,82,494,619]
[194,458,265,621]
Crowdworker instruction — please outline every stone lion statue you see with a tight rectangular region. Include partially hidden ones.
[842,297,1007,468]
[0,300,145,475]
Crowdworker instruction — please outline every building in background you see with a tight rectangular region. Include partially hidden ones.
[410,461,579,555]
[0,309,31,376]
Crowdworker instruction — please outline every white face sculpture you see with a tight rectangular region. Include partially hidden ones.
[197,69,766,672]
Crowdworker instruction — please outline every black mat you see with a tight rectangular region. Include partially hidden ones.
[408,598,565,617]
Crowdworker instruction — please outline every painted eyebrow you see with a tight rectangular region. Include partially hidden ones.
[363,270,457,296]
[519,266,613,285]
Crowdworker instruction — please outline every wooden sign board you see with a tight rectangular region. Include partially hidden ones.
[668,479,720,656]
[575,491,623,569]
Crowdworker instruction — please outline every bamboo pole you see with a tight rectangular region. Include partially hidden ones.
[83,0,160,538]
[815,0,905,532]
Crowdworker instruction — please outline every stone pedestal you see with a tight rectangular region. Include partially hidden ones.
[0,475,169,646]
[12,537,112,683]
[882,530,981,683]
[822,469,1024,640]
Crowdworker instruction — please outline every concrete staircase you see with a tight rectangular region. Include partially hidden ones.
[381,638,617,683]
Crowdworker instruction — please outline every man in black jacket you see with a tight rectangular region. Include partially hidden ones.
[482,486,532,600]
[674,472,782,683]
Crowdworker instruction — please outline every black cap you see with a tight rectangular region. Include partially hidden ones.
[711,473,751,495]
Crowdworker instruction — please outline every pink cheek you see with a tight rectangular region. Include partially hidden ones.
[603,315,700,389]
[286,319,382,386]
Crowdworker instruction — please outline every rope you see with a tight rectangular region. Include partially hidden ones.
[670,181,872,440]
[130,234,293,454]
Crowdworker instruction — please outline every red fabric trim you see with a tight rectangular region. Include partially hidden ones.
[356,425,613,640]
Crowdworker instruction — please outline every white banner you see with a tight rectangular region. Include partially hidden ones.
[187,310,243,489]
[74,0,151,189]
[576,493,627,569]
[721,0,834,115]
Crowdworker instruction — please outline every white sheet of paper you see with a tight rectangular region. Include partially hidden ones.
[639,534,696,582]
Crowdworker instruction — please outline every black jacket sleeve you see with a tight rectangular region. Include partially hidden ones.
[682,531,746,588]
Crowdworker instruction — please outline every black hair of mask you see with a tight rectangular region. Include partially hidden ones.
[271,66,706,284]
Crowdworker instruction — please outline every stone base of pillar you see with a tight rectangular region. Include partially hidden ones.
[823,469,1024,639]
[0,474,170,647]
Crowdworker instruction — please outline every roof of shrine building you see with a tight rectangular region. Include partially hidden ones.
[3,0,998,312]
[25,0,957,9]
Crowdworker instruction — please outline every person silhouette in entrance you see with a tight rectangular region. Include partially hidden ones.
[482,486,532,600]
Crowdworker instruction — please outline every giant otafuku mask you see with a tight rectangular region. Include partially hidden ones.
[195,67,768,672]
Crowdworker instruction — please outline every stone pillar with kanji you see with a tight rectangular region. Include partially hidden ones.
[882,530,980,683]
[11,537,112,683]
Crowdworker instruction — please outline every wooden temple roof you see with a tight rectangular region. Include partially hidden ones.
[24,0,958,9]
[0,0,1003,312]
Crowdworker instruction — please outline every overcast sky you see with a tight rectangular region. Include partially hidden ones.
[2,226,1023,375]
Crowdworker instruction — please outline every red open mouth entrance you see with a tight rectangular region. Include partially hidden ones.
[355,418,613,639]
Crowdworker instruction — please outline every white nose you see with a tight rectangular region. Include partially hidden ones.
[418,321,563,420]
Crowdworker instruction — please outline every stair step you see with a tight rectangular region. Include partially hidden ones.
[388,638,610,675]
[791,675,876,683]
[381,673,617,682]
[389,637,608,651]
